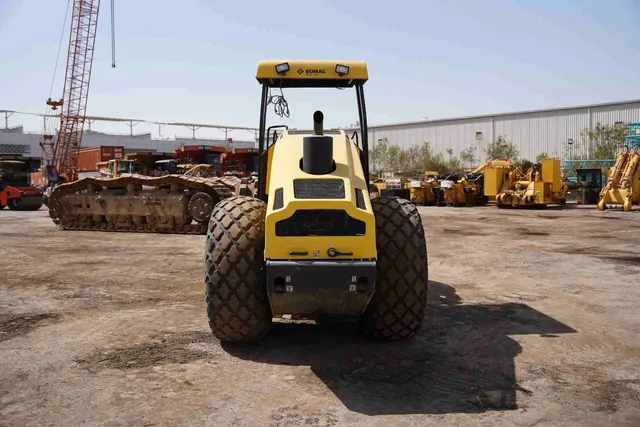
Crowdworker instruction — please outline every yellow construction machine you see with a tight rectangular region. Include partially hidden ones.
[495,158,567,208]
[597,149,640,212]
[372,176,411,199]
[204,60,429,344]
[96,159,139,178]
[409,171,438,206]
[440,175,485,206]
[436,164,490,207]
[481,159,513,203]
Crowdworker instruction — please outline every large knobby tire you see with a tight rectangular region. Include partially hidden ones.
[361,196,428,340]
[204,195,272,343]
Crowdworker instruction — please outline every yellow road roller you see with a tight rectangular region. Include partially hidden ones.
[204,60,429,343]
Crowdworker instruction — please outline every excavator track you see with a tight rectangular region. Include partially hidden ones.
[47,173,241,234]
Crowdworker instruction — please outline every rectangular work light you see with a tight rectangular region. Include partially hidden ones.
[335,64,350,76]
[275,62,290,75]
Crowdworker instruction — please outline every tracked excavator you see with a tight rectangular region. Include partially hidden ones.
[204,60,429,344]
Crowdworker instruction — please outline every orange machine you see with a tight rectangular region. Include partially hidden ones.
[0,158,44,211]
[175,145,227,176]
[221,147,259,177]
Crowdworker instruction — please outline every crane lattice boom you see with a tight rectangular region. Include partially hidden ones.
[42,0,100,184]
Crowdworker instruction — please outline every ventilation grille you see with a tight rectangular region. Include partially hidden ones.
[293,179,345,199]
[0,144,30,155]
[355,188,365,209]
[273,187,284,210]
[275,210,365,237]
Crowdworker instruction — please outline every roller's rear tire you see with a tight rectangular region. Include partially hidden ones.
[361,196,428,340]
[204,196,272,343]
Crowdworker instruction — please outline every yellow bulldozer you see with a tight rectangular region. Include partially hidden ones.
[597,149,640,212]
[204,60,429,343]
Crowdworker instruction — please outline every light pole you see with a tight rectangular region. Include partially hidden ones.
[567,138,574,161]
[375,138,386,173]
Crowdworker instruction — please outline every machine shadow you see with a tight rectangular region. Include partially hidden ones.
[222,281,576,415]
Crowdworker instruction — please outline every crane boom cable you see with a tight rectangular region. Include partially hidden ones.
[111,0,116,68]
[48,0,72,99]
[44,0,72,135]
[43,0,102,184]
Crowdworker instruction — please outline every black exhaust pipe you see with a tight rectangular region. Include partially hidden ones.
[313,110,323,135]
[302,110,334,175]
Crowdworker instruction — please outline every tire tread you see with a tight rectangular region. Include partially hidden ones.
[362,196,428,340]
[204,196,272,343]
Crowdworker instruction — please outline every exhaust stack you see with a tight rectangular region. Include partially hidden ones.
[313,110,324,135]
[302,110,334,175]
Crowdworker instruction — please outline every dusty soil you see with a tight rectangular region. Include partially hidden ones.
[0,204,639,427]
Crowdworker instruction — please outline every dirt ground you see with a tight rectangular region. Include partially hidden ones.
[1,204,639,427]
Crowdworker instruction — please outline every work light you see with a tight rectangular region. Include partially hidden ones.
[335,64,350,76]
[275,62,290,75]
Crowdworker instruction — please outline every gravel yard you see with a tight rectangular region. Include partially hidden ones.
[1,205,639,426]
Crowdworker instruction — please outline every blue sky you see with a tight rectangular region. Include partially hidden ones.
[1,0,640,139]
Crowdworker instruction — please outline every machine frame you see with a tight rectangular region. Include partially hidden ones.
[255,60,371,202]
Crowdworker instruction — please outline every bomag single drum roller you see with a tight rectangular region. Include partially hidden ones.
[47,173,243,234]
[204,60,429,343]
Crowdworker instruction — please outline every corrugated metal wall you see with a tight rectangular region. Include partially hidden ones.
[367,118,493,167]
[365,101,640,165]
[493,109,590,160]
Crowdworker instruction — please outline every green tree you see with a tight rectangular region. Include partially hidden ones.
[444,148,462,172]
[459,145,477,168]
[369,139,466,175]
[535,152,548,163]
[404,146,422,171]
[386,144,402,173]
[369,138,389,172]
[398,149,411,172]
[513,159,535,172]
[417,142,447,172]
[581,122,627,159]
[485,135,519,161]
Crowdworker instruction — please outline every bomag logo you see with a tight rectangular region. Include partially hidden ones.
[303,68,327,75]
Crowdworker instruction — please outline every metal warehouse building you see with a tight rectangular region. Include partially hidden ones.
[363,99,640,164]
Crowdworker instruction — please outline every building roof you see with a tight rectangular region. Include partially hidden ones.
[362,98,640,130]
